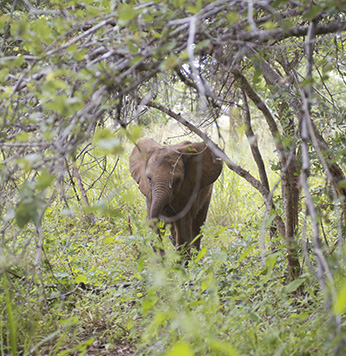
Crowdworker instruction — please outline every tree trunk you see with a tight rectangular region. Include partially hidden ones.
[233,69,301,280]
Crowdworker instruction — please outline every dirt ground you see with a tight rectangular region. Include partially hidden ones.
[86,342,135,355]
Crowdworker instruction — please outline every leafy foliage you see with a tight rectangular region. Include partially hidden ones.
[2,0,346,354]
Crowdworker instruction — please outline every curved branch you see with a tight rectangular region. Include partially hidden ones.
[241,89,270,192]
[222,21,346,44]
[232,69,286,165]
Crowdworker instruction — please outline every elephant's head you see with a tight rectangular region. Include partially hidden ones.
[129,138,222,221]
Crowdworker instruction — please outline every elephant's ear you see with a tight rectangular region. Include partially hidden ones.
[129,138,160,196]
[177,142,223,189]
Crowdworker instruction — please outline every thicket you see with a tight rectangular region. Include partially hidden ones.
[1,0,346,355]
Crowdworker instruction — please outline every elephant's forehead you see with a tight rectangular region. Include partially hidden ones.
[149,149,183,167]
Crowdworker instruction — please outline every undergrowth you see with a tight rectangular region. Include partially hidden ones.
[0,142,342,355]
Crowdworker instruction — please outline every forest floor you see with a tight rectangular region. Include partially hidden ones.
[80,325,136,355]
[86,341,134,356]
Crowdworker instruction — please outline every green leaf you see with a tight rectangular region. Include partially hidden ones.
[17,154,41,171]
[3,273,17,355]
[15,182,45,228]
[120,125,142,143]
[186,0,202,14]
[93,128,124,154]
[59,316,79,327]
[300,77,314,88]
[36,171,55,190]
[264,21,277,30]
[43,94,82,116]
[338,180,346,189]
[15,200,39,228]
[84,201,123,217]
[207,337,239,355]
[0,67,9,83]
[75,275,87,285]
[167,341,194,356]
[283,279,304,294]
[31,18,53,43]
[118,4,137,22]
[186,146,198,153]
[252,67,262,86]
[103,235,115,244]
[334,280,346,315]
[265,211,276,227]
[194,246,207,263]
[161,55,179,70]
[0,15,10,31]
[227,12,240,24]
[238,246,253,262]
[303,5,322,20]
[122,191,137,203]
[16,131,29,142]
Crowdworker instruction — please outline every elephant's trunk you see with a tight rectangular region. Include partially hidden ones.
[149,186,170,220]
[149,199,166,220]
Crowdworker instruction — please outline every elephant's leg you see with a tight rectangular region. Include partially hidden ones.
[192,192,212,250]
[174,214,193,256]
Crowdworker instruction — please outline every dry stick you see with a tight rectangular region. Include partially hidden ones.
[247,0,257,31]
[84,156,108,193]
[300,19,341,341]
[65,159,81,202]
[309,117,346,237]
[294,70,337,109]
[294,45,344,256]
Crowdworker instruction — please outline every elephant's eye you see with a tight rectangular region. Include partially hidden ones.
[175,177,181,186]
[147,176,152,184]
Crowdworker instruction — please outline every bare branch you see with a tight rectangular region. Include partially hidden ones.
[241,89,270,191]
[222,21,346,44]
[232,70,286,165]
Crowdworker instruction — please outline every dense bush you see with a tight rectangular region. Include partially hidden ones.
[2,0,346,354]
[0,137,337,355]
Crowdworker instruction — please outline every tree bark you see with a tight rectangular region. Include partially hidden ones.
[233,71,301,280]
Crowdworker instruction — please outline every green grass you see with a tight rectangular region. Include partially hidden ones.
[0,132,342,355]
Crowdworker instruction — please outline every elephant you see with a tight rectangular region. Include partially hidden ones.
[129,137,222,256]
